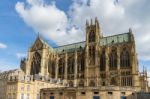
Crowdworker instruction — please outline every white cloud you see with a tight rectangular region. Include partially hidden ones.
[16,53,26,59]
[69,0,150,62]
[0,42,7,49]
[15,0,150,62]
[16,0,68,43]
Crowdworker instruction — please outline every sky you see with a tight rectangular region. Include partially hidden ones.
[0,0,150,76]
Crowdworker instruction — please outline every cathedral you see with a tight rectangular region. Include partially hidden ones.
[19,18,149,99]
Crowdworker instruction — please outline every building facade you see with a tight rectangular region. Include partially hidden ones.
[0,69,20,99]
[6,74,64,99]
[38,18,149,99]
[22,18,141,88]
[0,69,65,99]
[0,18,149,99]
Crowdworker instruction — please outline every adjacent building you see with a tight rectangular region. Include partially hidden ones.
[0,69,65,99]
[0,69,20,99]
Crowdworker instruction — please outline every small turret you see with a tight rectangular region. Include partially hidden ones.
[20,58,26,73]
[129,28,135,42]
[95,17,99,27]
[90,18,93,25]
[129,28,132,33]
[86,19,89,27]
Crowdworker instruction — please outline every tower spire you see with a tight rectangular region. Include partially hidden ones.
[86,19,89,27]
[91,18,93,25]
[95,17,99,28]
[37,32,40,38]
[129,28,132,33]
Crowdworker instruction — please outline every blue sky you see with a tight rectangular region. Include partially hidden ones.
[0,0,150,73]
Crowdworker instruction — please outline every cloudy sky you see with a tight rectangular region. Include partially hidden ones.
[0,0,150,76]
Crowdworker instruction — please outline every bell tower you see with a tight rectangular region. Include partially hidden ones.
[85,18,101,87]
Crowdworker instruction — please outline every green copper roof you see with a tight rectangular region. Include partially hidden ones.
[100,33,130,46]
[54,33,131,54]
[54,41,85,53]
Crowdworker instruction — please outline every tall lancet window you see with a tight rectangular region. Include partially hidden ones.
[48,60,55,78]
[109,49,117,70]
[30,52,41,75]
[89,30,95,43]
[120,48,130,68]
[78,53,84,72]
[89,46,95,64]
[58,58,64,75]
[68,56,74,74]
[100,50,106,71]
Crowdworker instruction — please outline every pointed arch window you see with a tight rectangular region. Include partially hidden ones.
[89,46,95,57]
[48,60,55,78]
[100,51,106,71]
[89,30,95,42]
[78,53,84,72]
[89,46,95,64]
[58,58,64,75]
[109,50,117,70]
[120,48,130,68]
[68,57,74,74]
[30,52,41,75]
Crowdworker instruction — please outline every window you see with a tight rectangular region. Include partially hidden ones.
[120,48,130,68]
[89,46,95,65]
[21,94,24,99]
[36,94,40,99]
[27,94,30,99]
[8,94,10,99]
[121,92,125,95]
[78,53,84,72]
[94,92,99,94]
[58,58,64,76]
[48,60,55,78]
[108,92,112,95]
[59,92,63,95]
[30,52,41,75]
[67,56,74,74]
[120,96,126,99]
[81,92,86,95]
[89,30,95,42]
[121,76,132,86]
[12,93,15,99]
[21,86,24,91]
[100,51,106,71]
[27,85,30,91]
[110,77,117,85]
[50,96,54,99]
[93,96,100,99]
[109,49,117,70]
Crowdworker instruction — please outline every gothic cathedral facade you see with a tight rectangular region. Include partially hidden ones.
[21,18,148,91]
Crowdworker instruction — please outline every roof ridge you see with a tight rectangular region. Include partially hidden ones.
[102,32,129,38]
[54,41,85,48]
